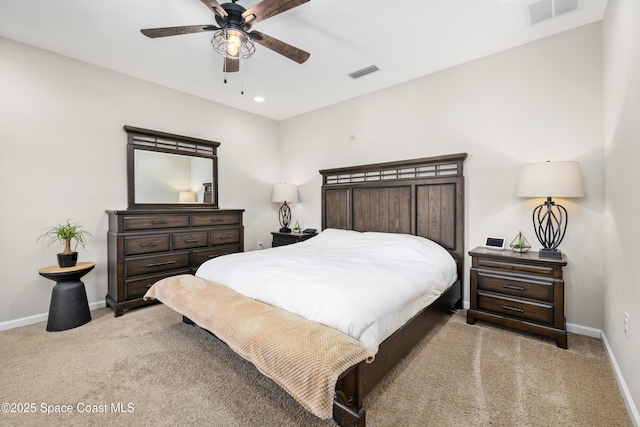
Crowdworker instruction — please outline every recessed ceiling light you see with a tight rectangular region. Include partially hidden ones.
[254,96,265,103]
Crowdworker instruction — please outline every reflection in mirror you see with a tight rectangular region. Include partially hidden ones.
[134,151,213,204]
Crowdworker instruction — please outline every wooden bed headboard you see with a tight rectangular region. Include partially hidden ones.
[319,153,467,264]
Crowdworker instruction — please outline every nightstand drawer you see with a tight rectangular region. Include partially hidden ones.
[172,231,209,249]
[476,272,553,302]
[271,231,316,247]
[478,292,553,325]
[476,258,555,277]
[125,234,171,255]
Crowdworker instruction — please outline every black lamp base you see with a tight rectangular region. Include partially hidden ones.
[279,227,291,233]
[539,248,562,259]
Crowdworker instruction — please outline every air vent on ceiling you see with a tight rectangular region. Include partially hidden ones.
[528,0,581,25]
[349,65,380,79]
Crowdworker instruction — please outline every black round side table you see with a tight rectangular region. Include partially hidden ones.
[38,262,95,332]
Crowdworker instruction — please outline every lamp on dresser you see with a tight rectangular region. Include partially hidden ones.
[272,183,298,233]
[178,191,197,203]
[516,160,584,259]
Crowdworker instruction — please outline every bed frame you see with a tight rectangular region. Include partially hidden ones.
[182,153,466,426]
[320,153,467,427]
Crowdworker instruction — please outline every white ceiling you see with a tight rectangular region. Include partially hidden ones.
[0,0,608,121]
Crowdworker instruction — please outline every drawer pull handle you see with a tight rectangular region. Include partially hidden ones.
[211,218,224,222]
[145,284,153,289]
[501,305,524,313]
[184,239,200,243]
[140,242,158,247]
[502,284,525,291]
[151,220,168,225]
[218,235,233,240]
[145,260,176,268]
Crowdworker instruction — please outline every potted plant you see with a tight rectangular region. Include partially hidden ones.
[510,231,531,253]
[38,219,92,267]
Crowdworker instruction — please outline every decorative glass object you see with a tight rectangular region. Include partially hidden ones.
[510,231,531,253]
[293,221,301,233]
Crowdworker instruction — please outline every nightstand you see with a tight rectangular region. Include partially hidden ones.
[466,247,568,348]
[271,231,316,247]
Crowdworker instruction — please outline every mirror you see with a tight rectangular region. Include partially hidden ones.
[125,126,219,209]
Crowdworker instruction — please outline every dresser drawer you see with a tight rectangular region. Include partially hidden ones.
[124,215,190,231]
[124,271,189,299]
[476,258,555,277]
[192,213,240,227]
[478,291,553,325]
[210,228,241,245]
[125,252,190,277]
[172,231,209,250]
[476,271,553,302]
[125,234,170,255]
[193,245,241,267]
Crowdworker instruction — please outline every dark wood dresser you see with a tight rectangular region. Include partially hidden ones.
[466,246,568,348]
[106,208,244,316]
[271,231,316,247]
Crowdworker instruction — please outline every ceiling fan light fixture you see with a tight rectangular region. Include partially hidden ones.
[211,27,255,59]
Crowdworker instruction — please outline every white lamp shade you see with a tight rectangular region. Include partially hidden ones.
[178,191,197,203]
[272,183,298,203]
[516,161,584,198]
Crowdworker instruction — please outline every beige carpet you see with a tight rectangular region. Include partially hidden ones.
[0,304,632,427]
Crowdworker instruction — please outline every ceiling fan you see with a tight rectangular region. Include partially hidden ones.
[141,0,310,73]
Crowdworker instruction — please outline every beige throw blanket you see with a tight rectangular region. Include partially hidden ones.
[144,274,374,419]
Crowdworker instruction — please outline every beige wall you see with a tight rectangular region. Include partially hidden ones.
[603,0,640,421]
[280,23,604,333]
[0,37,281,325]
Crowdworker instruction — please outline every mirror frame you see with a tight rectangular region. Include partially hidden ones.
[125,125,220,209]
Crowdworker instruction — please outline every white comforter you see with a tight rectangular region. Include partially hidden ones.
[196,228,457,354]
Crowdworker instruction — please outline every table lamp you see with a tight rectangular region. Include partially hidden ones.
[516,161,584,259]
[178,191,197,203]
[272,183,298,233]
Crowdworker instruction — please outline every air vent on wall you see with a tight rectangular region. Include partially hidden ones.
[349,65,380,79]
[528,0,581,25]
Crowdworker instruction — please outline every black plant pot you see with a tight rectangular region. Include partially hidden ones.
[57,252,78,268]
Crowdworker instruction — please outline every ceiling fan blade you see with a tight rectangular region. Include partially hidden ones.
[249,31,310,64]
[242,0,309,25]
[141,25,219,38]
[224,57,240,73]
[200,0,228,17]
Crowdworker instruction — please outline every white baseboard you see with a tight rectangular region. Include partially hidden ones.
[601,332,640,427]
[0,300,107,332]
[566,322,601,338]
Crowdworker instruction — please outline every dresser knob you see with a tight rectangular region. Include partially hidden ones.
[502,284,525,291]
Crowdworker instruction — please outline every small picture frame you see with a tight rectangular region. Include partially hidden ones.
[485,236,506,250]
